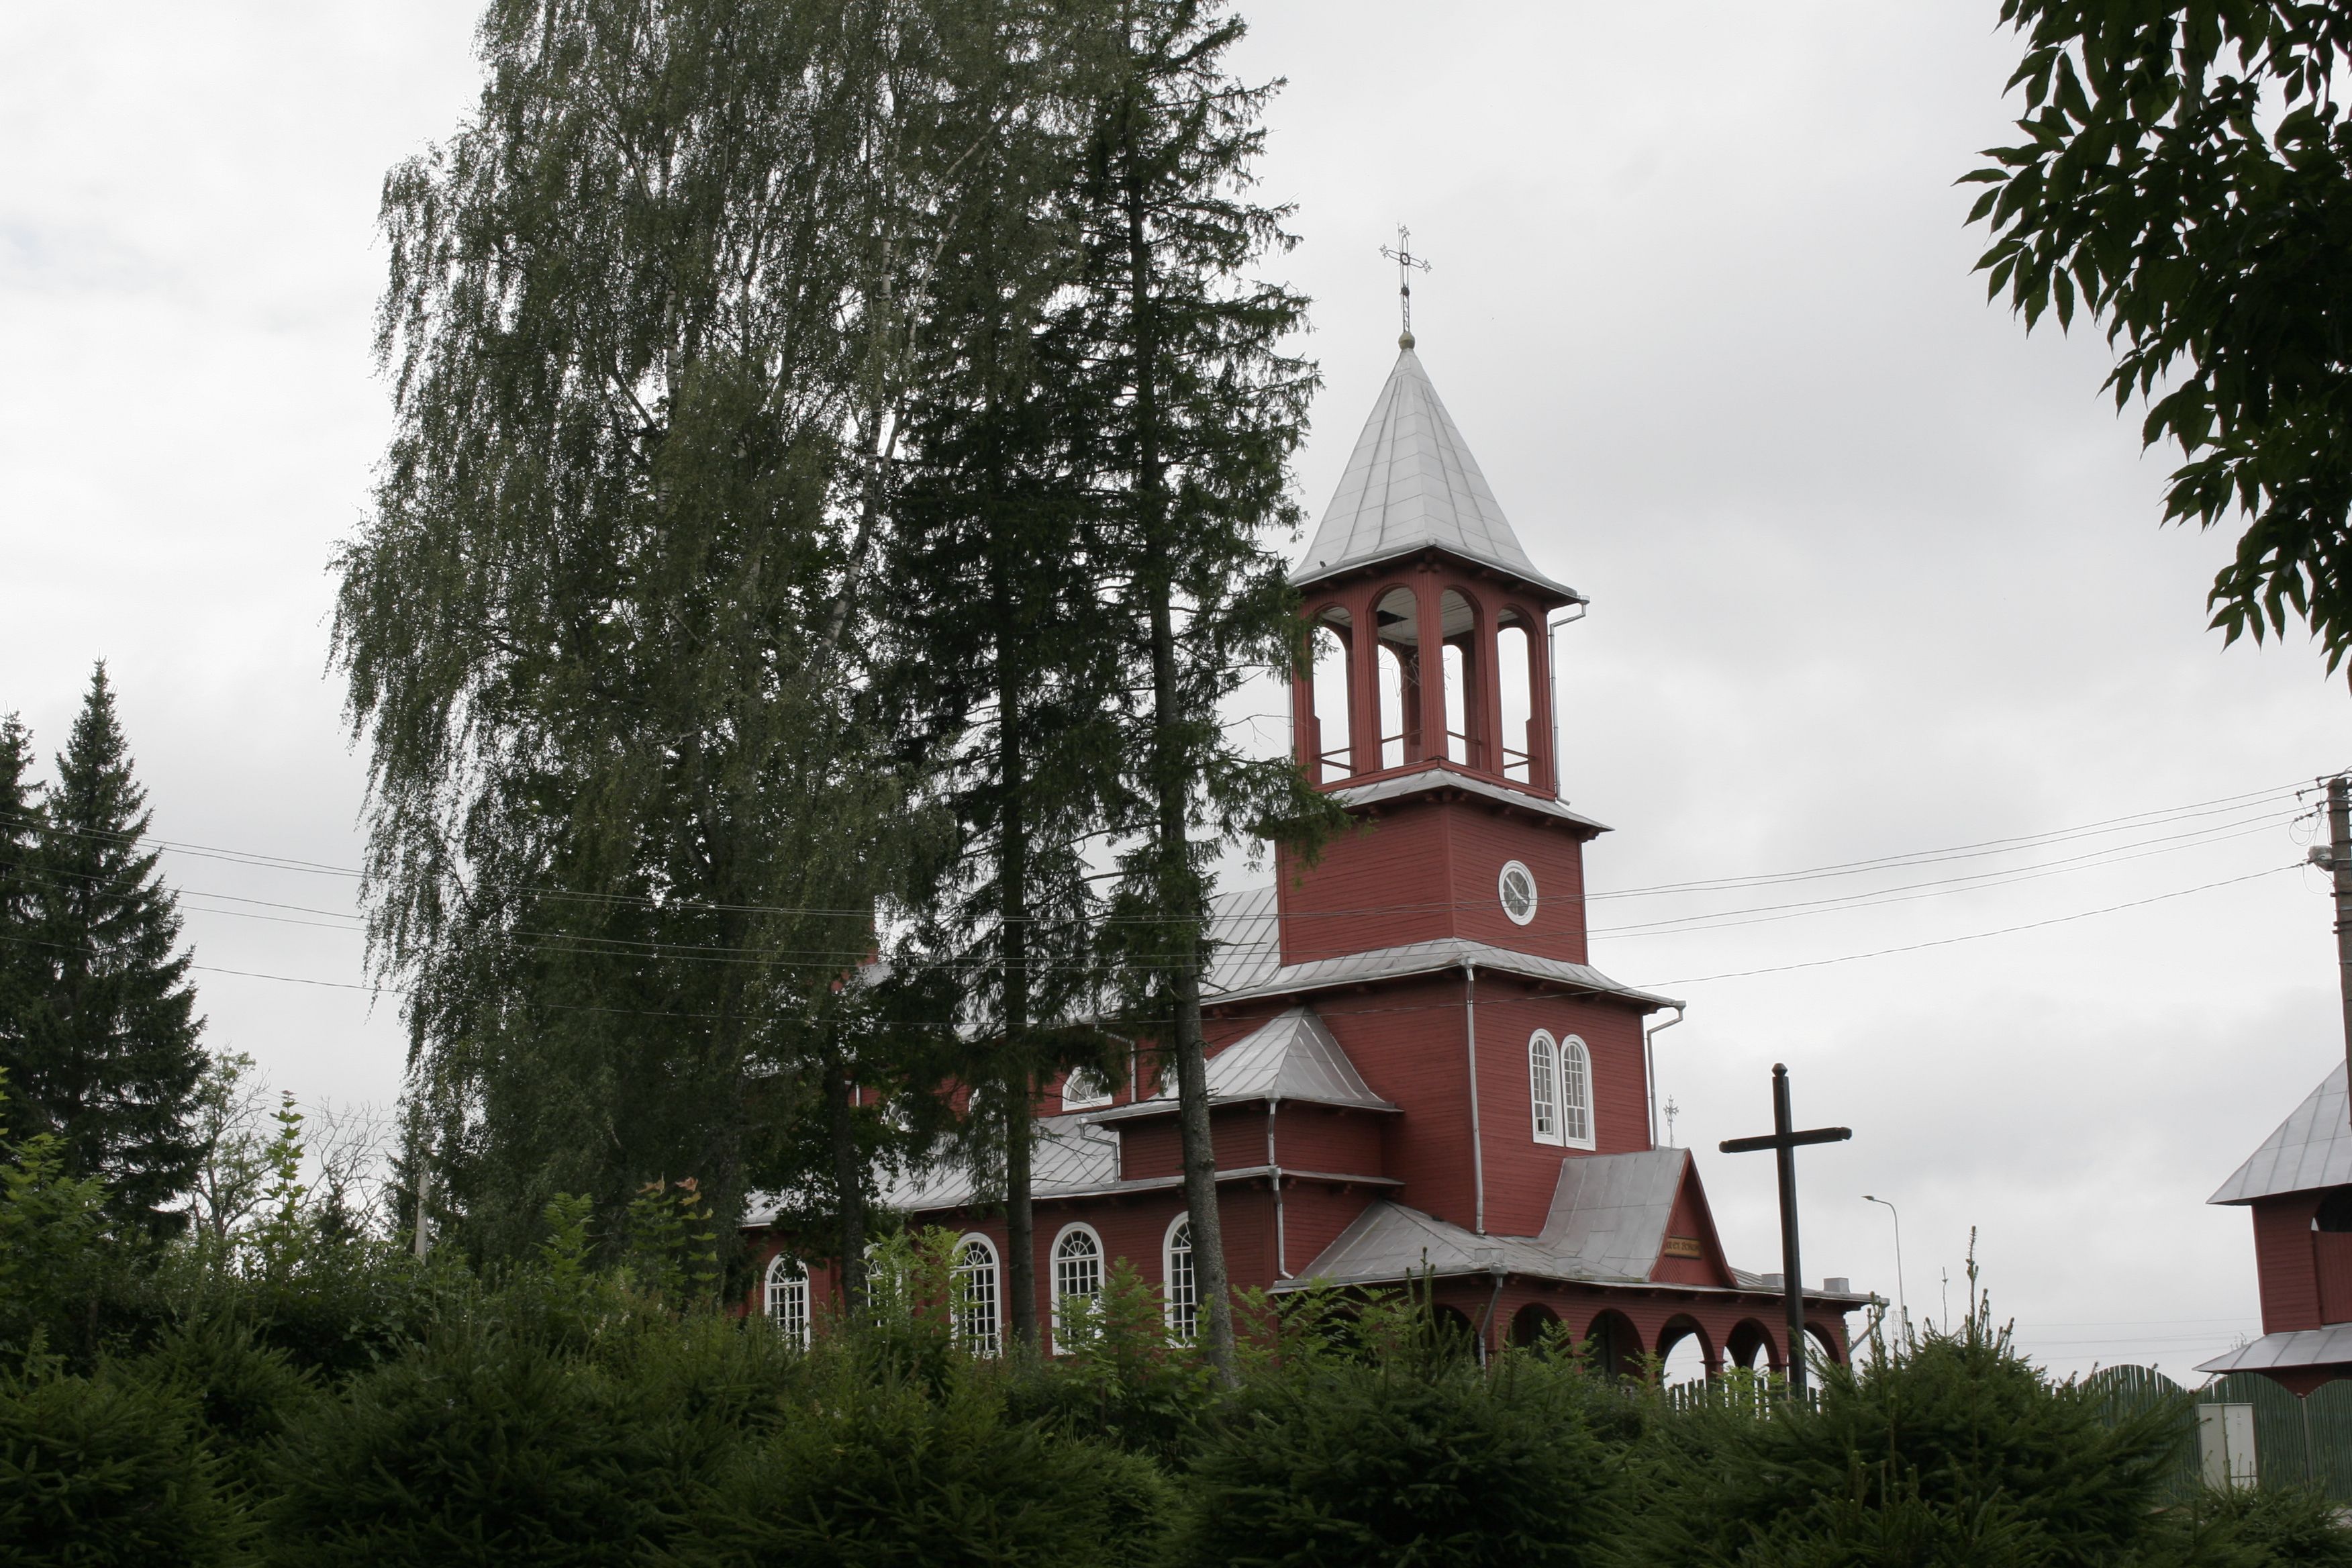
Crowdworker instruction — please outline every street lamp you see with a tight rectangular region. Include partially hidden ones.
[1862,1193,1910,1339]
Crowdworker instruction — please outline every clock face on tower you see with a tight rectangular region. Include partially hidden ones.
[1498,861,1538,926]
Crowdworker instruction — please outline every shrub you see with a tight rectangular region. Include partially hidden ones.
[1007,1258,1217,1463]
[1636,1299,2194,1566]
[258,1318,688,1566]
[2188,1485,2352,1566]
[0,1367,238,1567]
[1169,1352,1626,1567]
[128,1314,319,1493]
[680,1357,1172,1568]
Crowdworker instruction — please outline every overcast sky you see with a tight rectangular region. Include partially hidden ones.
[4,1,2344,1381]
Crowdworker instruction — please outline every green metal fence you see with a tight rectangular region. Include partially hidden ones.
[2090,1364,2352,1500]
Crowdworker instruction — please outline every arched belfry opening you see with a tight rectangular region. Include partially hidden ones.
[1286,338,1583,798]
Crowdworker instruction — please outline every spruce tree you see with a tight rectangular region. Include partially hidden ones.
[0,715,40,1090]
[885,75,1129,1351]
[1071,0,1339,1380]
[16,665,205,1237]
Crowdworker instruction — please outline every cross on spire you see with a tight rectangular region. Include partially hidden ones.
[1379,224,1432,347]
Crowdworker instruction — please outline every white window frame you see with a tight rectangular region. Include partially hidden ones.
[765,1252,811,1349]
[1560,1034,1595,1149]
[1498,860,1539,926]
[1528,1031,1562,1145]
[952,1232,1001,1357]
[1050,1222,1105,1339]
[1163,1212,1198,1342]
[1060,1067,1112,1112]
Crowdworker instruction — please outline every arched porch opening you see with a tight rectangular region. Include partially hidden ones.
[1805,1321,1846,1369]
[1508,1302,1561,1351]
[1583,1308,1640,1381]
[1725,1318,1780,1373]
[1658,1314,1716,1387]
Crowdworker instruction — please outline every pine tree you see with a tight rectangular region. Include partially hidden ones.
[0,715,40,1093]
[1071,0,1340,1380]
[15,665,205,1237]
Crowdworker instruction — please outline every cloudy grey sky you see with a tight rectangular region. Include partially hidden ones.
[4,1,2343,1379]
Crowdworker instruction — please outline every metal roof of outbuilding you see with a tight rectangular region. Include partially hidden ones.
[2198,1324,2352,1377]
[2209,1063,2352,1205]
[1291,344,1581,601]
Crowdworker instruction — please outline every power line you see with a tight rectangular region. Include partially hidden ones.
[3,859,2301,1008]
[1,771,2329,923]
[1588,810,2298,939]
[1643,865,2298,987]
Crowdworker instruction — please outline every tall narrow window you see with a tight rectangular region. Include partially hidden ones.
[1439,590,1476,766]
[765,1253,810,1350]
[1498,611,1534,782]
[1561,1035,1594,1148]
[953,1234,1001,1356]
[1529,1032,1561,1144]
[1052,1224,1104,1340]
[1375,587,1418,767]
[1164,1215,1198,1342]
[1310,610,1353,783]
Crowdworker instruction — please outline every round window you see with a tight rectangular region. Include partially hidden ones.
[1498,861,1538,926]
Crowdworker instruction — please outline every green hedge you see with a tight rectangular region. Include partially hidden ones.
[0,1369,237,1567]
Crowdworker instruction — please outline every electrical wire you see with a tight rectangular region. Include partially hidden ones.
[1,770,2330,923]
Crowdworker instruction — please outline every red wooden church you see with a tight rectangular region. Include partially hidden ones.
[2199,1063,2352,1392]
[745,332,1865,1375]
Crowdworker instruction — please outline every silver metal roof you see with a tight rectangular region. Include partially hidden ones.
[1281,1185,1865,1301]
[1292,344,1581,600]
[1536,1146,1689,1279]
[2198,1325,2352,1377]
[1330,767,1611,834]
[1088,1006,1398,1122]
[2209,1062,2352,1205]
[1208,932,1678,1012]
[1202,882,1285,994]
[741,1112,1122,1225]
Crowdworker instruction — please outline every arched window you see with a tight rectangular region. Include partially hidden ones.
[1163,1214,1198,1342]
[1561,1035,1594,1148]
[1528,1032,1561,1144]
[952,1234,1001,1355]
[765,1253,810,1350]
[1051,1224,1104,1340]
[1061,1067,1112,1112]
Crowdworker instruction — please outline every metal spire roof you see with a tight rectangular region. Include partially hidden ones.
[1292,340,1582,601]
[2210,1061,2352,1204]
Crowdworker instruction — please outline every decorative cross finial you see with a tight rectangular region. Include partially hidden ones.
[1379,224,1432,348]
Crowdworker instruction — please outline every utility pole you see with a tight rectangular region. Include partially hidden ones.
[2329,777,2352,1128]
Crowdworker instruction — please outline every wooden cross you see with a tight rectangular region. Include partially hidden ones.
[1720,1063,1851,1396]
[1379,224,1432,338]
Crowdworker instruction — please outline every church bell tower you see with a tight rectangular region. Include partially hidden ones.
[1278,329,1602,970]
